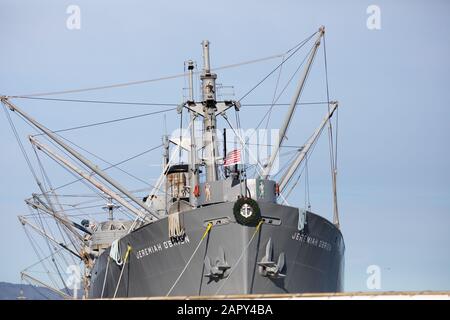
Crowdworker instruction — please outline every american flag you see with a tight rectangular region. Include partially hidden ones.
[223,149,241,166]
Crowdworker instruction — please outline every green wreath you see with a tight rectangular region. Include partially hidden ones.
[233,197,261,226]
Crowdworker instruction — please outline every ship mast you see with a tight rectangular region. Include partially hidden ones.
[200,40,219,182]
[183,41,238,183]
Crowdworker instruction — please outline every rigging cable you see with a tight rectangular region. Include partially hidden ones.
[256,44,315,132]
[51,143,163,192]
[32,108,176,135]
[9,53,290,98]
[10,96,177,107]
[238,30,318,102]
[244,44,317,167]
[2,102,74,288]
[2,103,39,182]
[265,54,286,129]
[10,102,167,195]
[10,105,167,203]
[282,117,327,202]
[58,134,156,187]
[12,108,156,210]
[31,204,73,292]
[22,277,53,300]
[22,247,67,277]
[9,105,137,222]
[22,219,62,291]
[32,146,80,262]
[244,102,328,107]
[9,95,329,108]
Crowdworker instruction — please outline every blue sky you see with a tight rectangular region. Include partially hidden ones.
[0,0,449,292]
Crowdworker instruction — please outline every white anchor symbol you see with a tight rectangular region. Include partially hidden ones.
[240,204,253,218]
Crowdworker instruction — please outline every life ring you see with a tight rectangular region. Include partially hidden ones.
[233,197,261,226]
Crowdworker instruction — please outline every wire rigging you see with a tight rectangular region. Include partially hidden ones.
[9,53,288,98]
[323,33,339,226]
[9,95,329,108]
[3,102,80,285]
[253,44,316,133]
[10,96,178,107]
[2,103,39,182]
[238,31,318,102]
[264,54,286,129]
[32,108,176,135]
[51,143,163,192]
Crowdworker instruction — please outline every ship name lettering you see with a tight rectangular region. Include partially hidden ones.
[136,236,190,259]
[291,232,332,251]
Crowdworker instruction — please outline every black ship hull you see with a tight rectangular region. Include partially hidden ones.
[89,201,345,298]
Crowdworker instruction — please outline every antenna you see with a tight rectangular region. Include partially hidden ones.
[103,197,120,221]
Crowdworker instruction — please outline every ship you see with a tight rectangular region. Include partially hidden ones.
[2,26,344,298]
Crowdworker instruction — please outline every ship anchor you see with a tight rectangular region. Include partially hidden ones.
[258,238,286,278]
[204,247,230,281]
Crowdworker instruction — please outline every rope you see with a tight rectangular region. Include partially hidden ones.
[214,220,263,295]
[100,256,111,298]
[168,212,184,238]
[166,223,213,296]
[113,245,132,298]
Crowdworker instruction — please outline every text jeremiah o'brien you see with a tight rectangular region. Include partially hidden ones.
[136,236,190,259]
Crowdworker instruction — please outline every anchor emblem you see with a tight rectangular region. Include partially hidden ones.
[240,203,253,218]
